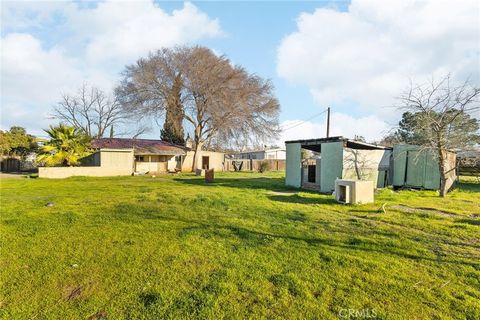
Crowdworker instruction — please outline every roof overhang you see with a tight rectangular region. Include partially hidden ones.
[285,136,391,152]
[99,148,134,152]
[134,150,186,156]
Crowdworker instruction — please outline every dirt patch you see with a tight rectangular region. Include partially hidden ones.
[0,173,27,179]
[268,191,297,196]
[63,285,82,301]
[392,205,463,218]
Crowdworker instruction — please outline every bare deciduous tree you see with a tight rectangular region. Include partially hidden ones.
[53,84,125,138]
[396,74,480,197]
[116,46,280,170]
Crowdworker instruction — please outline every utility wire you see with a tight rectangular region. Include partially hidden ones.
[281,108,329,132]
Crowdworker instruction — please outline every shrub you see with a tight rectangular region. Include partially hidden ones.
[258,160,270,173]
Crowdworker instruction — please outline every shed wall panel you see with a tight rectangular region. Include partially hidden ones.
[285,143,302,188]
[320,142,343,193]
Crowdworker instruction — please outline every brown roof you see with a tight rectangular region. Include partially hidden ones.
[92,138,188,156]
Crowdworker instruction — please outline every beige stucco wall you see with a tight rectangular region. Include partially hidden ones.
[167,156,178,171]
[39,149,134,178]
[135,155,174,173]
[181,151,225,172]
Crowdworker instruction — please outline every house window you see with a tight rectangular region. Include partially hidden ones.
[135,155,145,162]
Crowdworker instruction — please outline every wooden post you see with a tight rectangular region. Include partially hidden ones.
[326,107,331,138]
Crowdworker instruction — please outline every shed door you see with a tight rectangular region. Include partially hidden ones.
[202,156,210,170]
[405,151,425,187]
[308,165,316,183]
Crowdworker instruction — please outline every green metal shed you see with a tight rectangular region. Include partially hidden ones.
[392,144,457,190]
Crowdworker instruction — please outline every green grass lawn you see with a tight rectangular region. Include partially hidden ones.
[1,172,479,319]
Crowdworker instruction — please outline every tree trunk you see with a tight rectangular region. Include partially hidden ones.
[437,147,447,197]
[191,141,203,172]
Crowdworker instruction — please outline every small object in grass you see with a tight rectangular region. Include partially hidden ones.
[45,202,54,207]
[378,203,387,214]
[205,169,214,183]
[152,175,156,178]
[71,264,79,268]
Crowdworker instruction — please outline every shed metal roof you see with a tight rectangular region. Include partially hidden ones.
[285,136,391,152]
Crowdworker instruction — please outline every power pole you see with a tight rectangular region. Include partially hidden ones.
[326,107,331,138]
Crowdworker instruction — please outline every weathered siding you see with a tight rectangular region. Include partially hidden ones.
[392,145,456,190]
[342,148,391,188]
[285,143,301,188]
[320,142,343,193]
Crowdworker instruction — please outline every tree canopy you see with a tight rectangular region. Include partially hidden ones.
[36,125,92,167]
[0,126,37,158]
[116,46,280,170]
[394,74,479,197]
[53,84,126,139]
[160,74,185,145]
[384,111,480,147]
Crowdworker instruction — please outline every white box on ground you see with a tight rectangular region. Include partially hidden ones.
[335,179,374,204]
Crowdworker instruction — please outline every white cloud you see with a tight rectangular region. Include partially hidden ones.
[1,33,84,134]
[70,1,222,65]
[277,0,480,117]
[279,112,390,144]
[1,1,223,133]
[1,1,73,30]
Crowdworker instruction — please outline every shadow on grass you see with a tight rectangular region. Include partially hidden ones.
[173,177,289,192]
[111,203,479,268]
[456,218,480,226]
[457,180,480,192]
[139,292,160,308]
[267,194,337,205]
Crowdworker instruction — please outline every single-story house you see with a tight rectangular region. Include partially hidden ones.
[91,138,187,173]
[230,148,286,160]
[38,138,225,178]
[392,144,456,191]
[92,138,226,173]
[285,137,392,193]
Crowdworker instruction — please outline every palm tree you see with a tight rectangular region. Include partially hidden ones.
[36,125,92,166]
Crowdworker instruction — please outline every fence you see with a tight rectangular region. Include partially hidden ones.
[224,159,285,172]
[0,158,20,172]
[457,153,480,177]
[458,166,480,177]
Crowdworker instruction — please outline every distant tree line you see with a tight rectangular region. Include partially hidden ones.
[0,127,37,159]
[115,46,280,170]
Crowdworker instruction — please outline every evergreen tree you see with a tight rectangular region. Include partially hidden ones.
[160,74,185,145]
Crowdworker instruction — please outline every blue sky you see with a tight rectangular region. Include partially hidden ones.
[1,0,479,142]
